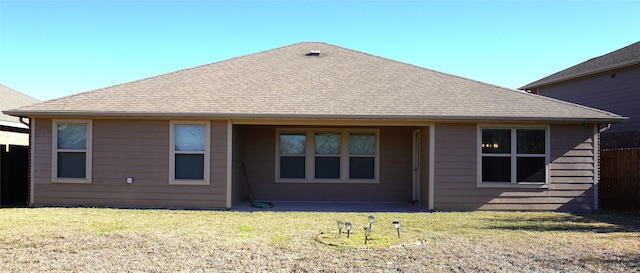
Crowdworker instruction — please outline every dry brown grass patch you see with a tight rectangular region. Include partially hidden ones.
[0,208,638,272]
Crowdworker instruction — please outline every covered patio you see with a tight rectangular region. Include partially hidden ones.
[231,124,433,208]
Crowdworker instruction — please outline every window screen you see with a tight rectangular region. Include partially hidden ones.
[174,125,206,180]
[56,123,87,179]
[349,133,375,179]
[280,133,306,179]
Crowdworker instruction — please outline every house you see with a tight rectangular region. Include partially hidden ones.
[4,42,625,211]
[0,84,39,146]
[520,41,640,148]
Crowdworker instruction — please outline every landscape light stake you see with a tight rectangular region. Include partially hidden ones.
[344,222,352,238]
[392,220,401,238]
[368,215,376,229]
[337,221,344,236]
[364,227,372,244]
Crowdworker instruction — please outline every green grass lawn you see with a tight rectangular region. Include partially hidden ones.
[0,208,638,272]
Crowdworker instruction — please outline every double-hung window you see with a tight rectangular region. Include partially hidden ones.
[349,134,376,179]
[279,133,306,179]
[478,126,549,187]
[52,120,92,183]
[170,121,210,185]
[276,129,379,183]
[315,133,341,179]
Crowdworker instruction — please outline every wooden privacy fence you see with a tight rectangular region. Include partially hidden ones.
[600,148,640,211]
[0,144,29,207]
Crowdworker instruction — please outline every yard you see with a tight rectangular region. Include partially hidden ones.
[0,208,638,272]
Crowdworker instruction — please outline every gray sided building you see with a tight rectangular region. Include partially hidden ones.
[521,41,640,149]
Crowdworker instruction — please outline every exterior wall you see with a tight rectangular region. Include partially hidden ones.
[600,131,640,149]
[549,124,597,211]
[433,123,597,211]
[239,126,414,202]
[419,126,430,207]
[534,65,640,135]
[31,118,228,208]
[30,118,598,210]
[0,131,29,146]
[231,125,244,204]
[432,123,477,210]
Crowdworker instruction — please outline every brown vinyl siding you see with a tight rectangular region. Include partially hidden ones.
[379,127,414,201]
[433,123,597,211]
[30,117,599,210]
[32,119,52,195]
[547,124,596,211]
[534,65,640,134]
[231,125,244,204]
[239,126,414,202]
[419,126,430,207]
[432,124,477,210]
[32,118,228,208]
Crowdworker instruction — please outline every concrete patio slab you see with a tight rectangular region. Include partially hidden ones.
[232,201,427,213]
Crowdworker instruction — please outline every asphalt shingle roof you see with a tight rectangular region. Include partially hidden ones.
[0,84,40,127]
[5,42,624,123]
[521,41,640,90]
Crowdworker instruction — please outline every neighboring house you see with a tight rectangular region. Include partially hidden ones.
[0,84,40,146]
[4,42,625,211]
[520,41,640,148]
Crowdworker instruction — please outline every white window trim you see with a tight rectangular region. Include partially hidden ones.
[275,128,380,184]
[169,121,211,185]
[476,125,550,188]
[51,119,93,184]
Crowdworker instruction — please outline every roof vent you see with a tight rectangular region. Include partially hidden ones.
[305,51,321,56]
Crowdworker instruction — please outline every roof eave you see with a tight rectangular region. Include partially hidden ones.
[6,110,627,124]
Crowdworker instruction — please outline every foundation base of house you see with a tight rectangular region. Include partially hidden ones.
[231,201,428,212]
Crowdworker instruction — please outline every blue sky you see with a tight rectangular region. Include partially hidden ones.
[1,0,638,101]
